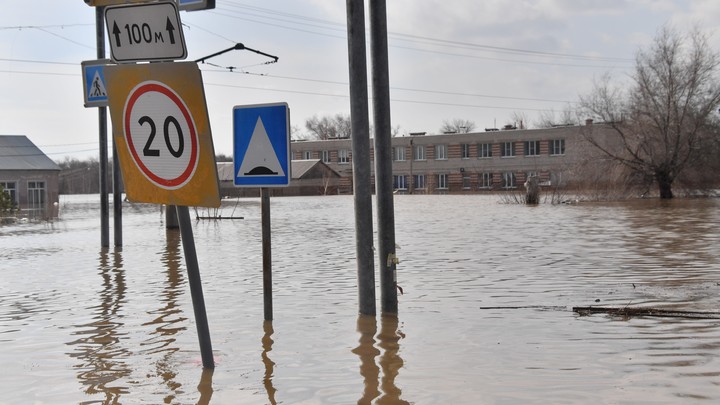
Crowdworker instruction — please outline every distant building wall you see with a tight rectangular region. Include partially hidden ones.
[291,124,600,194]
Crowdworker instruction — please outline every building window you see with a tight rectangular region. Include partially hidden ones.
[437,174,448,189]
[1,181,17,204]
[479,172,492,189]
[502,172,516,189]
[435,144,447,160]
[338,149,349,164]
[550,139,565,156]
[462,174,471,189]
[321,150,330,163]
[27,181,46,211]
[303,150,313,160]
[393,146,406,161]
[461,144,470,159]
[501,142,515,157]
[393,175,407,190]
[478,143,492,158]
[524,140,540,156]
[413,144,425,161]
[414,174,426,189]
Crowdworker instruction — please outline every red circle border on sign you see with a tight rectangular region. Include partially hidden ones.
[123,81,199,190]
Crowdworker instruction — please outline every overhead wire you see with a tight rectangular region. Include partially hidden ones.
[0,4,622,121]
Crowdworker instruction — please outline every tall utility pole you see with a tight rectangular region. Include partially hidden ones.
[96,6,109,248]
[346,0,376,316]
[369,0,398,314]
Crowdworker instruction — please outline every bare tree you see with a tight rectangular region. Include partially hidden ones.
[509,111,529,129]
[579,26,720,199]
[534,105,579,128]
[439,118,475,134]
[305,113,352,140]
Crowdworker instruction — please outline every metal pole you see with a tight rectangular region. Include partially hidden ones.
[113,142,122,246]
[261,188,273,321]
[96,7,109,248]
[176,205,215,369]
[369,0,398,315]
[346,0,376,316]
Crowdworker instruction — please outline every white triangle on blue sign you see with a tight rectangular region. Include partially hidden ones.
[237,117,285,177]
[88,70,107,99]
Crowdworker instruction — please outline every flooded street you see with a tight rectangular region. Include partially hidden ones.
[1,194,720,404]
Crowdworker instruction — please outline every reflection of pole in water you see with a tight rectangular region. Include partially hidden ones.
[67,248,131,403]
[376,314,409,405]
[196,368,214,405]
[353,314,380,404]
[141,228,188,401]
[262,320,278,404]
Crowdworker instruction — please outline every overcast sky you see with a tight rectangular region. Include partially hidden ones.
[1,0,719,161]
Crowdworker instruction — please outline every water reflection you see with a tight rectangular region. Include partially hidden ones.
[354,315,410,405]
[140,228,188,402]
[67,248,130,404]
[616,199,719,272]
[197,368,214,405]
[262,320,278,404]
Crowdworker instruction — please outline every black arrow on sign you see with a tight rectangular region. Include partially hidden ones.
[166,17,176,44]
[112,22,122,47]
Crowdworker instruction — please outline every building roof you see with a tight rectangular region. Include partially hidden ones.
[0,135,61,171]
[290,159,340,179]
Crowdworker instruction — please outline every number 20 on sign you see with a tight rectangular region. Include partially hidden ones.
[104,62,220,207]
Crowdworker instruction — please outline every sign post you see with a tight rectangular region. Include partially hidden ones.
[105,61,220,368]
[84,0,220,369]
[234,103,291,321]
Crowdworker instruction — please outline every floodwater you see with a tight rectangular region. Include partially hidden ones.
[1,194,720,404]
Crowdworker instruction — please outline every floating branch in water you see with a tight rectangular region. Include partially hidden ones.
[573,306,720,319]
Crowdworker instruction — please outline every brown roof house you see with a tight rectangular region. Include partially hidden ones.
[217,159,342,197]
[0,135,61,218]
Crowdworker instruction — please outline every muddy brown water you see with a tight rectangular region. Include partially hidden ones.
[1,194,719,404]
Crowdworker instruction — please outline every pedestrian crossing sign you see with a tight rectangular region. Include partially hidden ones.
[81,59,112,108]
[233,102,291,187]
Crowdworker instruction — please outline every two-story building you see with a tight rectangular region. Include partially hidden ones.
[290,122,598,194]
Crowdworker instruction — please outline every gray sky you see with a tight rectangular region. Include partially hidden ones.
[1,0,719,161]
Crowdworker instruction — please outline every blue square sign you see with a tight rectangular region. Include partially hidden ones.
[81,59,111,107]
[233,103,291,187]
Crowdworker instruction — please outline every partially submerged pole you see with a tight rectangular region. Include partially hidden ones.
[96,6,109,248]
[261,188,273,321]
[113,142,122,246]
[176,205,214,368]
[346,0,376,316]
[369,0,398,315]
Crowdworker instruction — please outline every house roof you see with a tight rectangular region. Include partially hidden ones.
[0,135,61,171]
[290,159,340,179]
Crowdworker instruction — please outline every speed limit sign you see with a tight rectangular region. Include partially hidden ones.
[104,62,220,207]
[124,81,199,189]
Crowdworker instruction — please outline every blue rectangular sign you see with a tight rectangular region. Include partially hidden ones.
[233,103,291,187]
[81,59,111,108]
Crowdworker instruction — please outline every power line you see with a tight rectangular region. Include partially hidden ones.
[217,0,632,64]
[200,67,576,104]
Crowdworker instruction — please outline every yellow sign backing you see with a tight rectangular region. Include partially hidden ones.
[105,62,220,207]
